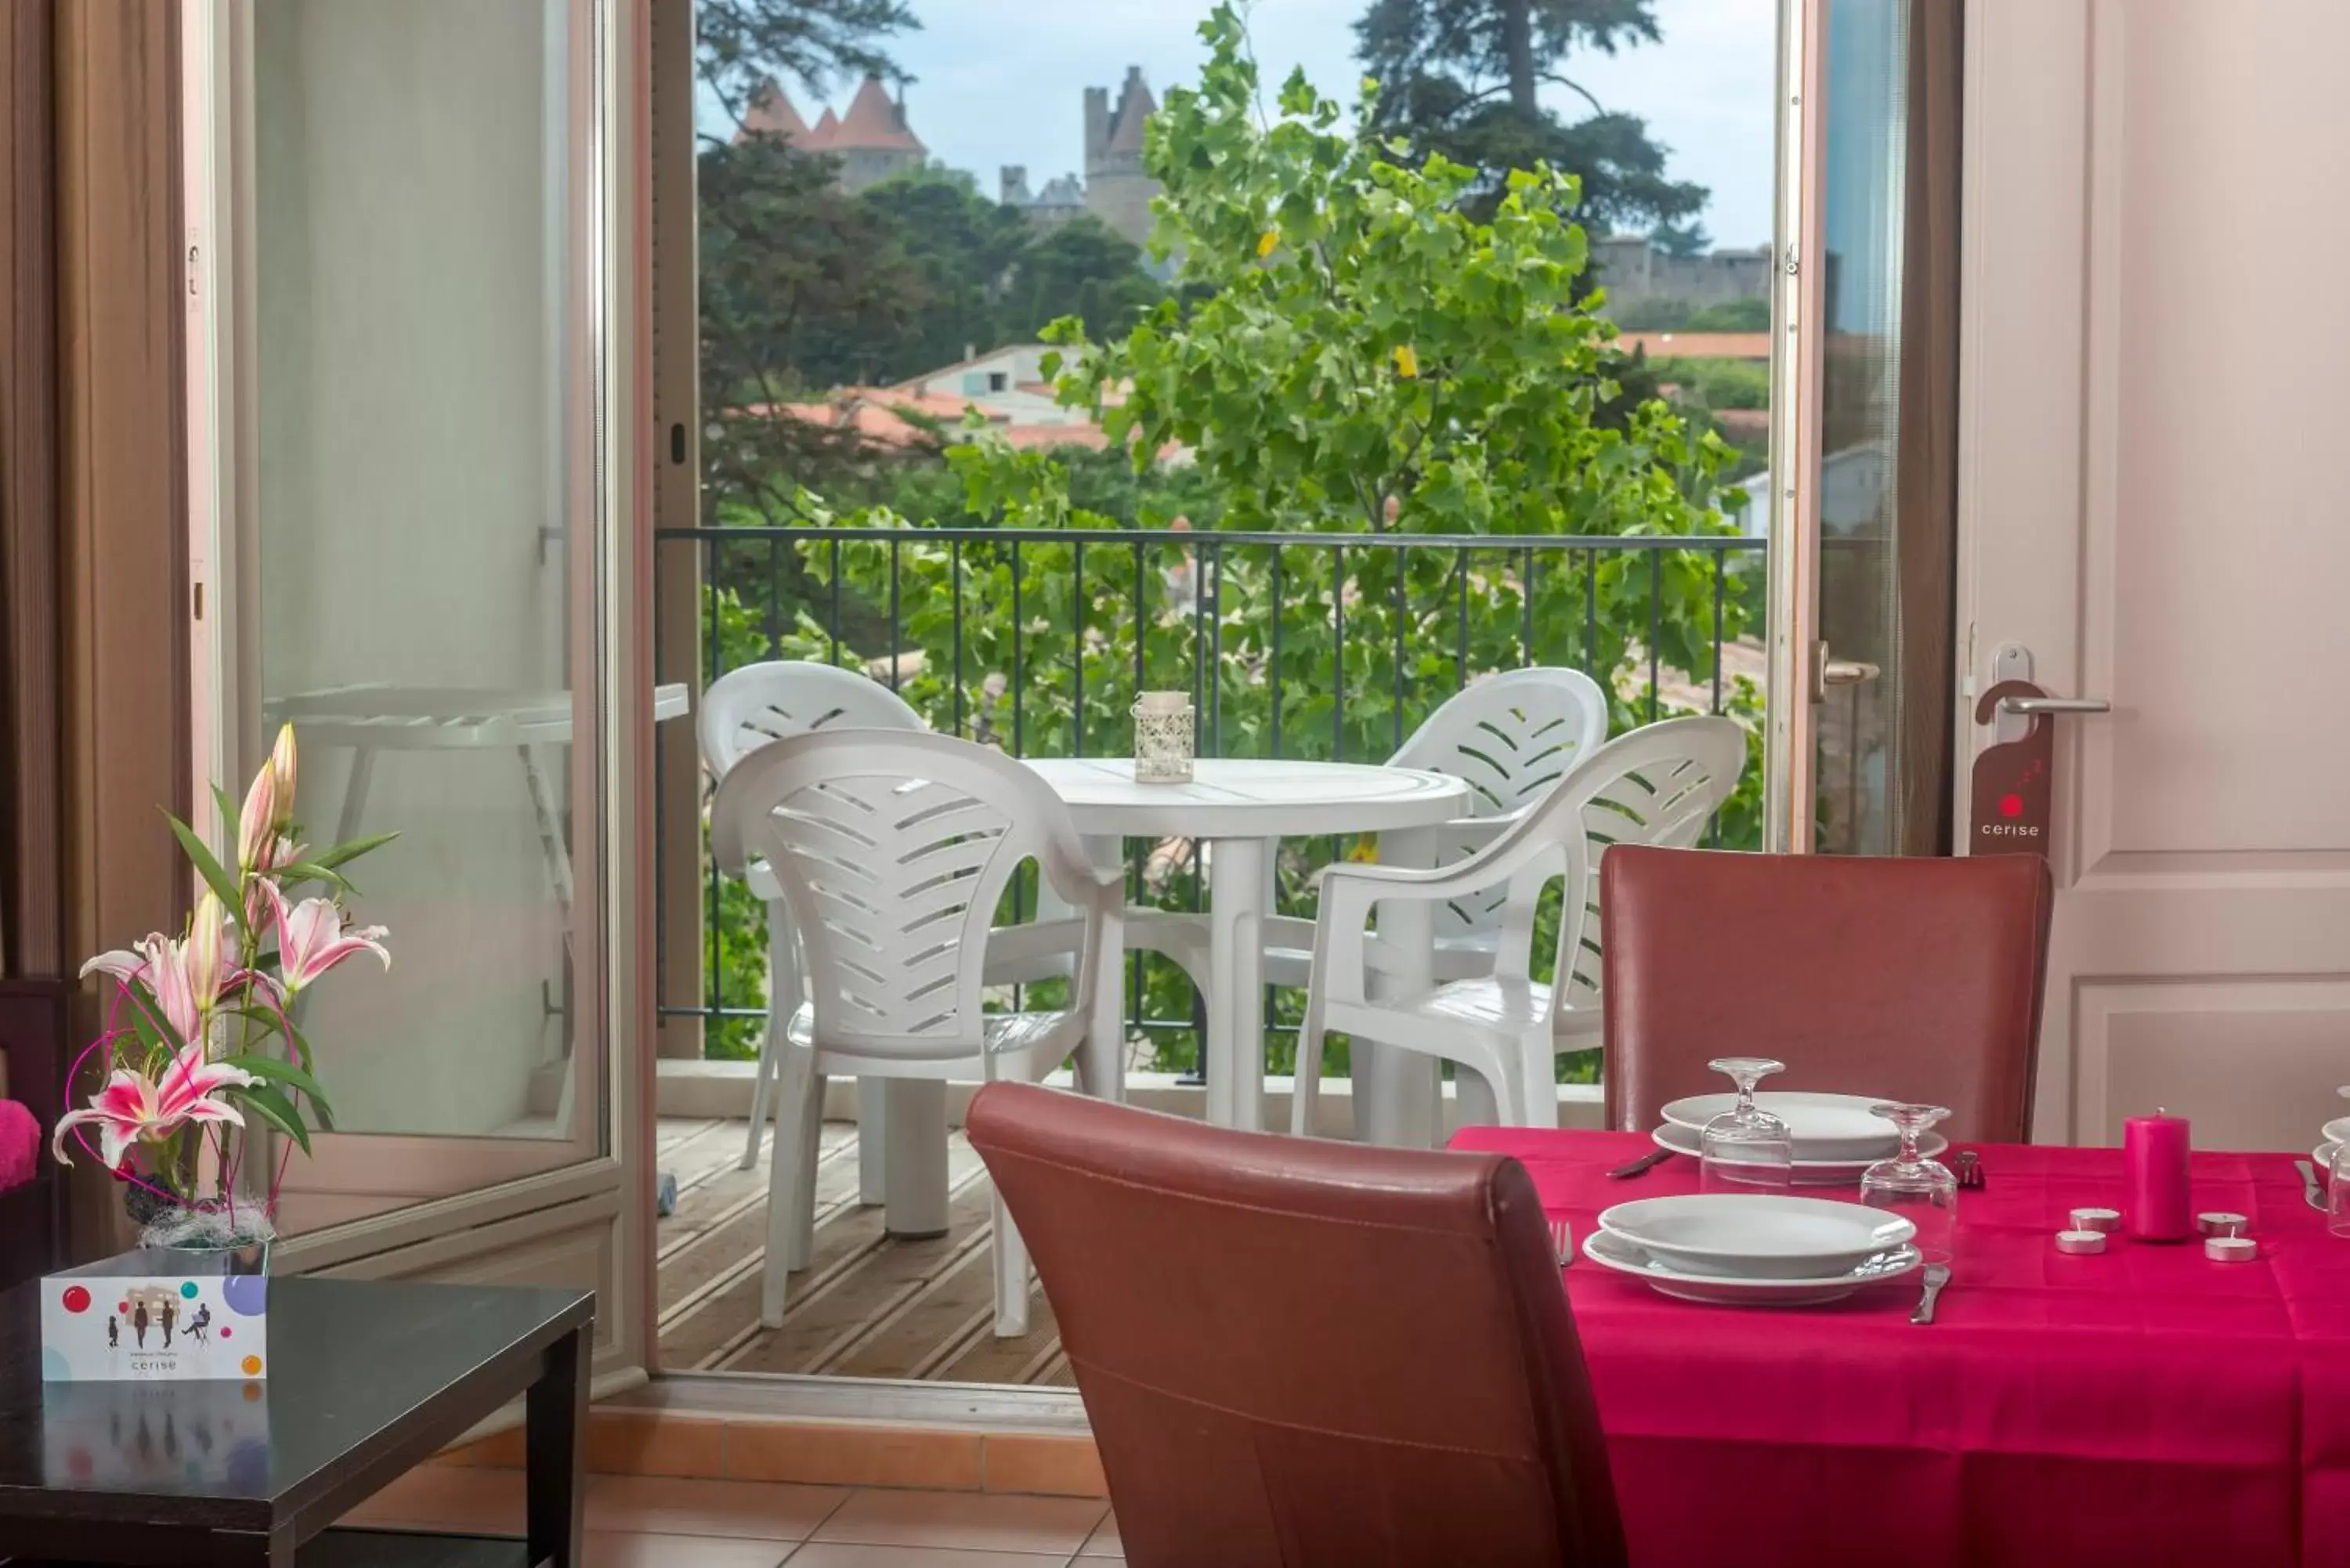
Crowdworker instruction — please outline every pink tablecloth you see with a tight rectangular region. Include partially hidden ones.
[1450,1128,2350,1568]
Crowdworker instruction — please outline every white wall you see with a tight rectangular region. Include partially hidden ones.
[251,0,577,1138]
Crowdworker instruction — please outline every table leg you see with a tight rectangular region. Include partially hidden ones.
[1206,836,1268,1132]
[519,742,576,961]
[1358,824,1441,1147]
[883,1078,949,1237]
[1082,833,1127,1104]
[526,1321,589,1568]
[859,1078,891,1206]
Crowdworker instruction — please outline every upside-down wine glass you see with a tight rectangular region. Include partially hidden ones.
[1699,1057,1794,1195]
[1861,1104,1958,1263]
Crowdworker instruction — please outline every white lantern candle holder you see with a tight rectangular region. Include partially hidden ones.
[1132,691,1195,784]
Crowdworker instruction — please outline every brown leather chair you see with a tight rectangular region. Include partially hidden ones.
[966,1082,1626,1568]
[1600,846,2053,1143]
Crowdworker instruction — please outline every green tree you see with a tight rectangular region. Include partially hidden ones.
[857,167,1037,380]
[696,0,917,121]
[1000,218,1168,345]
[1355,0,1707,231]
[697,137,927,502]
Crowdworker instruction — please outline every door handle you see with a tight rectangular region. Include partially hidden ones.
[1810,640,1881,701]
[1996,695,2110,716]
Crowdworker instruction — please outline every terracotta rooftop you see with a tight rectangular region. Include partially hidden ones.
[1614,331,1772,362]
[739,78,810,143]
[830,75,925,154]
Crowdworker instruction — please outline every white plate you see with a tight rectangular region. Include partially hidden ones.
[1597,1193,1917,1280]
[1581,1228,1923,1306]
[1659,1092,1906,1162]
[2323,1118,2350,1150]
[1650,1120,1947,1185]
[2317,1140,2340,1174]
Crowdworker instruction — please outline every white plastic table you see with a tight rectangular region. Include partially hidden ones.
[265,685,692,947]
[874,757,1471,1234]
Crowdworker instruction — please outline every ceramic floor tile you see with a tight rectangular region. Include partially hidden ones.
[587,1474,850,1541]
[339,1465,525,1534]
[591,1530,797,1568]
[780,1547,1072,1568]
[811,1488,1107,1555]
[1077,1511,1122,1558]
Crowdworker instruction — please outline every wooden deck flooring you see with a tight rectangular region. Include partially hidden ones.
[655,1116,1076,1385]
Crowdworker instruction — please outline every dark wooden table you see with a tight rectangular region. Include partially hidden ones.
[0,1276,593,1567]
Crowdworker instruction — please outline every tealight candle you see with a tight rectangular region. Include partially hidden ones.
[2055,1230,2108,1255]
[2205,1235,2258,1263]
[2197,1212,2249,1238]
[2070,1207,2121,1234]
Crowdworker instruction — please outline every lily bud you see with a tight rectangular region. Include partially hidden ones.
[235,757,279,873]
[269,723,298,829]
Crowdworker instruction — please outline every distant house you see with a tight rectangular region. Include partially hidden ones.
[739,75,926,194]
[756,345,1180,460]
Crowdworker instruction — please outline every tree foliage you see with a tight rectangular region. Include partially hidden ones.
[1355,0,1705,232]
[696,0,919,121]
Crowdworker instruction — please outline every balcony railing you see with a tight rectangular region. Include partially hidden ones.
[653,524,1767,1078]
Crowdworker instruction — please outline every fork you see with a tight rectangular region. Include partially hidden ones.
[1954,1150,1984,1191]
[1910,1263,1952,1326]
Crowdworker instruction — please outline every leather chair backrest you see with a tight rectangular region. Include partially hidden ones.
[1600,846,2053,1142]
[966,1082,1627,1568]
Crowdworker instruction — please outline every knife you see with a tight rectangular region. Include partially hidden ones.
[1607,1148,1675,1180]
[2297,1158,2328,1213]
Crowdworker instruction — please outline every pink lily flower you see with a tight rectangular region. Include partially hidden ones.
[80,932,206,1045]
[261,880,389,994]
[50,1043,257,1172]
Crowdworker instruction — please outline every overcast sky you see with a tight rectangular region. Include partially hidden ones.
[766,0,1778,247]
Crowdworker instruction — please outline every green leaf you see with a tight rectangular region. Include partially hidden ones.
[273,861,354,895]
[312,831,400,872]
[165,809,248,936]
[226,1082,312,1157]
[222,1054,334,1130]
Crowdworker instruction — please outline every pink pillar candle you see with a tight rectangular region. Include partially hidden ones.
[2124,1110,2193,1242]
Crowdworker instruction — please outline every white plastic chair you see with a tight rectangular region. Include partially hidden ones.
[1262,667,1611,985]
[699,663,929,1180]
[1290,716,1746,1133]
[710,729,1122,1331]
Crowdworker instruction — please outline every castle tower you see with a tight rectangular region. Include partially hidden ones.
[822,75,926,194]
[1082,67,1160,251]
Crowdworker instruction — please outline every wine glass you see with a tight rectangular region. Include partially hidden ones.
[1860,1104,1957,1263]
[2327,1140,2350,1241]
[1699,1057,1793,1194]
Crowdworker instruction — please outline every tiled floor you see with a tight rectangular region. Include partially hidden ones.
[341,1465,1123,1566]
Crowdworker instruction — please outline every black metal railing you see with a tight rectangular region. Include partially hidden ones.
[653,525,1768,1075]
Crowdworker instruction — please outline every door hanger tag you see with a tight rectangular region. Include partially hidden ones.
[1969,680,2052,856]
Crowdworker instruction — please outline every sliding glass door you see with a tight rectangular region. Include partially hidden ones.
[185,0,643,1375]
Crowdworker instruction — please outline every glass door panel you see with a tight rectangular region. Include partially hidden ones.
[234,0,607,1229]
[1807,0,1960,854]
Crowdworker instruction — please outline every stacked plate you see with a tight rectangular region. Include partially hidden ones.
[1582,1193,1922,1306]
[1650,1091,1947,1185]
